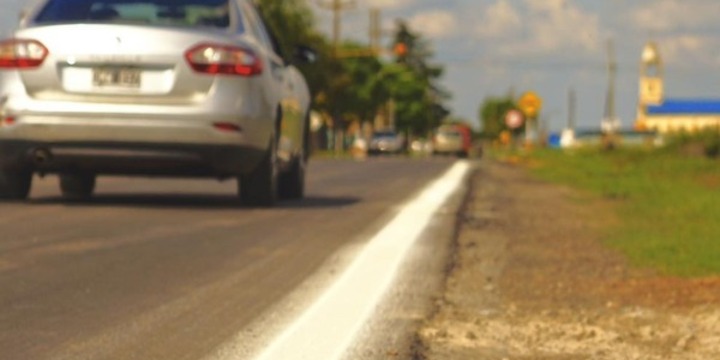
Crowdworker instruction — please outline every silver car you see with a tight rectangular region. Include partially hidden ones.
[0,0,313,206]
[368,130,405,155]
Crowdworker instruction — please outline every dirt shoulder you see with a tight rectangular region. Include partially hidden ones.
[417,159,720,359]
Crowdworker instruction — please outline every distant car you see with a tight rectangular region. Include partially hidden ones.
[410,139,432,155]
[368,131,406,155]
[0,0,315,206]
[433,124,472,158]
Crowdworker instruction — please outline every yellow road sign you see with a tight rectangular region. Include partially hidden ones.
[519,91,543,118]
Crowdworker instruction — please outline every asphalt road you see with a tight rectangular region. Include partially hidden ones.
[0,157,461,360]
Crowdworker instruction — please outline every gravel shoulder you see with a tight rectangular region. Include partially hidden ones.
[418,159,720,359]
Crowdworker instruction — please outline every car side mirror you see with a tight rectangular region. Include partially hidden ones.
[294,45,318,64]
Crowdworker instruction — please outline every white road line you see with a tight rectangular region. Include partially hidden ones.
[251,161,470,360]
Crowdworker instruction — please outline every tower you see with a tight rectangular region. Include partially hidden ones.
[636,42,664,129]
[602,39,619,133]
[640,42,664,104]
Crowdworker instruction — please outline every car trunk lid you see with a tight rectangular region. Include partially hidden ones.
[12,24,230,104]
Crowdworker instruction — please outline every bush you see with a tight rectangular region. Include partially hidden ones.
[663,129,720,158]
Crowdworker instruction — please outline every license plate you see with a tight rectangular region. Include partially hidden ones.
[93,67,141,88]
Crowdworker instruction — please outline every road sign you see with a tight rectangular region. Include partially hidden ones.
[505,109,525,129]
[519,91,543,118]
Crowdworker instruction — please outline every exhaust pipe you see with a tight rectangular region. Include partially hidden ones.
[32,148,52,165]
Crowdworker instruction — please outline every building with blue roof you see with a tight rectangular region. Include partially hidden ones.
[635,43,720,133]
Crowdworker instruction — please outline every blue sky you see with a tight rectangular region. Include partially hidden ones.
[312,0,720,130]
[3,0,720,130]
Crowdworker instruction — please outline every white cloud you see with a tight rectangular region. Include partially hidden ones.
[365,0,414,10]
[659,35,720,67]
[523,0,601,54]
[632,0,720,32]
[475,0,522,39]
[408,10,457,39]
[473,0,602,58]
[628,0,720,67]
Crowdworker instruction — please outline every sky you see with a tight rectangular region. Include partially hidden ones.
[2,0,720,131]
[310,0,720,130]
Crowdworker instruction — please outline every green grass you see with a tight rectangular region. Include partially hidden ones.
[515,147,720,277]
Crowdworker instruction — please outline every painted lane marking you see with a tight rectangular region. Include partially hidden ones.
[249,161,470,360]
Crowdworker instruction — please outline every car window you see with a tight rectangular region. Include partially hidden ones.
[372,132,398,138]
[442,132,461,138]
[238,0,281,58]
[34,0,236,29]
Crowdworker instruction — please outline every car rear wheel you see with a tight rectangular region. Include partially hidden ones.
[279,154,305,200]
[0,168,32,200]
[279,119,308,200]
[60,173,96,200]
[240,140,278,207]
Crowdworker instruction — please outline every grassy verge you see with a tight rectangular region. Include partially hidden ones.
[498,147,720,277]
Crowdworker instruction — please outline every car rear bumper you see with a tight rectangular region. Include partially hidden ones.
[0,110,273,176]
[368,143,403,154]
[0,140,266,177]
[433,146,464,153]
[433,140,466,154]
[368,148,402,154]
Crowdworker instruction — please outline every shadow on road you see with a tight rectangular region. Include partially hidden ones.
[27,194,361,210]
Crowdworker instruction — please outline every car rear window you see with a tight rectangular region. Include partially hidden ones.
[439,130,461,138]
[437,127,462,137]
[372,131,398,138]
[34,0,233,29]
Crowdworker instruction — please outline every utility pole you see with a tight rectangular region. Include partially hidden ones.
[369,8,381,56]
[568,87,576,130]
[602,38,619,145]
[316,0,356,57]
[316,0,355,153]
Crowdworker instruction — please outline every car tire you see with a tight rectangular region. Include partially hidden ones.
[279,117,308,200]
[0,168,32,200]
[279,154,305,200]
[240,140,278,207]
[60,173,96,200]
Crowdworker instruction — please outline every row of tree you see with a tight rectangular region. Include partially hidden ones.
[256,0,450,137]
[479,94,519,139]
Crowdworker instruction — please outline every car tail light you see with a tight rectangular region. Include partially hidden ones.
[213,122,242,132]
[185,43,262,76]
[0,39,48,69]
[1,116,16,126]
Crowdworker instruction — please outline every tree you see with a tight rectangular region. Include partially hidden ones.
[338,48,390,123]
[388,20,450,136]
[254,0,316,57]
[255,2,452,141]
[479,95,518,139]
[255,0,340,110]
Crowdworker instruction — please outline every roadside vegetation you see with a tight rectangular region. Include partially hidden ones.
[496,138,720,277]
[256,0,453,138]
